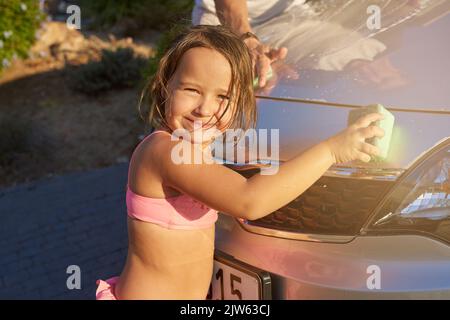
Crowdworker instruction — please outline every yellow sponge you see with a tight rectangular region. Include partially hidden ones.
[253,66,273,88]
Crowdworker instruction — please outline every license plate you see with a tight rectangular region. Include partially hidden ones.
[208,250,271,300]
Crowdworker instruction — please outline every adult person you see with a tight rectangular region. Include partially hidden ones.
[192,0,415,90]
[192,0,305,88]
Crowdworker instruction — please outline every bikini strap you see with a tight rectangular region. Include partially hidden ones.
[149,129,170,135]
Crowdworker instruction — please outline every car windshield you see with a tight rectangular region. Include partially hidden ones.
[254,0,450,112]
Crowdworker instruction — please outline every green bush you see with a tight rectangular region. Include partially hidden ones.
[69,47,147,94]
[0,0,45,73]
[80,0,194,31]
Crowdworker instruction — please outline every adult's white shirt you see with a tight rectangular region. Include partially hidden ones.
[195,0,306,25]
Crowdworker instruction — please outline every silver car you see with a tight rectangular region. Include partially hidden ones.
[209,0,450,299]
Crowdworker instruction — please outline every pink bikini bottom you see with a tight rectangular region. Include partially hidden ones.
[96,276,119,300]
[96,276,212,299]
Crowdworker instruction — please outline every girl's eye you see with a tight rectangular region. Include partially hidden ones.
[218,95,230,100]
[184,88,199,94]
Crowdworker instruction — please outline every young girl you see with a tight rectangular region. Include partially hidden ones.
[95,25,384,300]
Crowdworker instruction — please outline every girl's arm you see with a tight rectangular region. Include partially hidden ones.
[156,138,333,221]
[151,113,384,220]
[155,113,384,221]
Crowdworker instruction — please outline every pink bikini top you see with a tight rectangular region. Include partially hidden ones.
[126,130,218,230]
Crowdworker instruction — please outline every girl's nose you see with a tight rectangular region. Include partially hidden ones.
[194,96,218,117]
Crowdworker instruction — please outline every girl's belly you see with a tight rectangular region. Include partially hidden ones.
[115,217,215,299]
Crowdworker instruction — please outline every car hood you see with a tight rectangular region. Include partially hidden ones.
[255,98,449,170]
[253,0,450,170]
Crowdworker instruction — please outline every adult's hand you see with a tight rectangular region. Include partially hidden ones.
[213,0,289,87]
[243,36,288,88]
[345,56,408,90]
[255,59,300,96]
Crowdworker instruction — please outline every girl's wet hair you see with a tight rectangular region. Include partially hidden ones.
[139,24,257,133]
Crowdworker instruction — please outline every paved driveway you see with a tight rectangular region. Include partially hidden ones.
[0,163,129,299]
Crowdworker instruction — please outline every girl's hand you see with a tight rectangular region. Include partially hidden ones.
[325,113,385,164]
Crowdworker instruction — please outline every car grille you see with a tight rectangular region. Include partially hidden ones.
[235,168,394,236]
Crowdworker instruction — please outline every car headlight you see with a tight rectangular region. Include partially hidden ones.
[364,138,450,243]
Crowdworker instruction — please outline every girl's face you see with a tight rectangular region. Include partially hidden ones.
[165,47,234,145]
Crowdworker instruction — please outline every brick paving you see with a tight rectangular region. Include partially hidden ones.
[0,163,129,299]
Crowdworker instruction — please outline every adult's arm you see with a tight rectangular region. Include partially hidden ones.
[214,0,252,35]
[213,0,288,88]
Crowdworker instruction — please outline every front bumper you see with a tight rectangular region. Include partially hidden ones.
[215,214,450,299]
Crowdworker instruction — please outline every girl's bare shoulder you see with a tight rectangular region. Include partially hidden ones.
[141,131,177,164]
[128,131,179,197]
[132,131,177,172]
